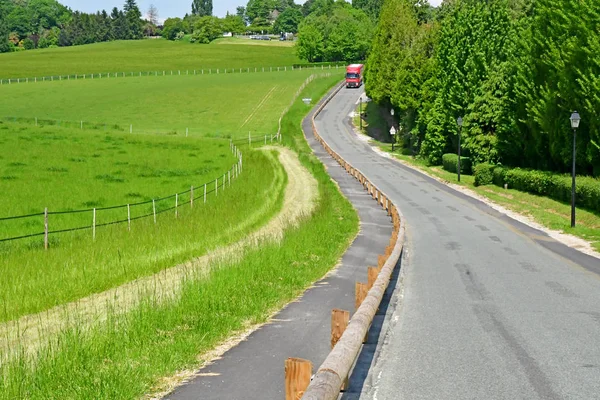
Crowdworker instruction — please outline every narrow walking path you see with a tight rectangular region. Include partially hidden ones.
[163,90,394,400]
[0,148,316,362]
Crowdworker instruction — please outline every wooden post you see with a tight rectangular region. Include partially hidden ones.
[355,282,368,310]
[285,358,312,400]
[92,208,96,241]
[130,124,133,134]
[127,204,131,231]
[190,186,194,208]
[175,194,179,218]
[249,131,251,145]
[265,134,267,145]
[153,200,156,224]
[186,128,189,137]
[44,208,49,250]
[215,178,218,196]
[368,267,378,290]
[204,183,207,203]
[331,309,350,349]
[228,170,231,187]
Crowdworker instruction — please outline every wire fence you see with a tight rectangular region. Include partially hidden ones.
[0,115,272,139]
[0,139,265,248]
[0,64,344,86]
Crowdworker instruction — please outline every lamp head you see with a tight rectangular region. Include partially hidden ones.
[570,111,581,129]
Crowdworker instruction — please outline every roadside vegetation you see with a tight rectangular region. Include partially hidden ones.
[0,70,315,138]
[0,73,358,400]
[354,103,600,253]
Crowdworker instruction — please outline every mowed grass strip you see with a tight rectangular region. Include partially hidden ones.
[0,39,301,79]
[0,70,316,138]
[0,75,358,400]
[0,123,287,322]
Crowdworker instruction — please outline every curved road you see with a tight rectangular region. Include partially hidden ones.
[316,88,600,399]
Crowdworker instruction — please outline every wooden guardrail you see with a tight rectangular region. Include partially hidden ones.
[284,83,406,399]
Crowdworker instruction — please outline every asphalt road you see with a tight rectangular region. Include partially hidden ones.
[316,87,600,400]
[165,90,393,400]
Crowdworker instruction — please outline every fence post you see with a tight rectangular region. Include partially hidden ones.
[153,199,157,224]
[44,208,49,250]
[81,121,83,129]
[215,179,218,197]
[355,282,368,310]
[265,135,267,145]
[249,131,251,145]
[35,117,37,126]
[284,358,312,400]
[191,186,194,208]
[204,183,207,204]
[223,174,226,191]
[331,309,350,349]
[175,194,179,218]
[93,208,96,241]
[127,204,131,231]
[186,128,189,137]
[130,124,133,134]
[228,170,231,187]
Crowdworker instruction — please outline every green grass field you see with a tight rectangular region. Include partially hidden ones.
[0,121,287,322]
[0,74,358,400]
[0,39,301,79]
[0,70,316,138]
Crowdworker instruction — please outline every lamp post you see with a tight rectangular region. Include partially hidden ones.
[570,111,581,228]
[390,108,395,151]
[359,96,363,131]
[457,116,463,182]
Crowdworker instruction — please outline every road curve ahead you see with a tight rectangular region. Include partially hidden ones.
[316,87,600,400]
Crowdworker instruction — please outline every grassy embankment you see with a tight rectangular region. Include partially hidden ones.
[0,74,358,399]
[0,70,317,139]
[0,39,301,79]
[355,102,600,252]
[0,122,286,322]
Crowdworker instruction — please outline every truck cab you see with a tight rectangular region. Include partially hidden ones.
[346,64,364,88]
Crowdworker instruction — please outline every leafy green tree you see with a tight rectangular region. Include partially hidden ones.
[352,0,383,21]
[273,7,303,33]
[221,13,246,34]
[191,16,222,43]
[245,0,276,25]
[162,17,185,40]
[296,23,324,62]
[0,4,11,53]
[191,0,213,17]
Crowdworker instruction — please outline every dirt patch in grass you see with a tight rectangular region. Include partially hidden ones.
[0,147,318,362]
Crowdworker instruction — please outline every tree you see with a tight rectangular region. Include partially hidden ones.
[192,0,213,17]
[273,7,303,33]
[147,4,158,25]
[352,0,383,21]
[296,23,323,62]
[162,17,184,40]
[124,0,143,39]
[0,4,11,53]
[222,13,246,34]
[191,16,222,43]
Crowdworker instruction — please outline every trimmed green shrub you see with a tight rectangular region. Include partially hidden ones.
[442,153,472,175]
[493,166,507,186]
[495,167,600,213]
[474,163,494,186]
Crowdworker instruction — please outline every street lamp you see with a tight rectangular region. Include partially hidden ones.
[570,111,581,228]
[359,96,363,131]
[390,109,395,151]
[456,116,463,182]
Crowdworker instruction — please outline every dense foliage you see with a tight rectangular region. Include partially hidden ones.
[191,0,213,17]
[0,0,151,51]
[296,0,373,62]
[366,0,600,177]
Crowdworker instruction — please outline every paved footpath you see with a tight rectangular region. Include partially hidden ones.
[166,90,393,400]
[318,87,600,400]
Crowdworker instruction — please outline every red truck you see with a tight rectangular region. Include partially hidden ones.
[346,64,364,88]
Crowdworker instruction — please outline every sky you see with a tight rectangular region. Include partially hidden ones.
[60,0,443,22]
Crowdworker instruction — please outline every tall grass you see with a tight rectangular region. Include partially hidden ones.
[0,124,286,321]
[0,71,317,139]
[0,74,358,399]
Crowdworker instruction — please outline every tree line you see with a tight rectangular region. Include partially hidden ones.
[0,0,152,51]
[366,0,600,176]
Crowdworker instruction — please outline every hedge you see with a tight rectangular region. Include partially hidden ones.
[474,163,494,186]
[474,165,600,213]
[442,153,472,175]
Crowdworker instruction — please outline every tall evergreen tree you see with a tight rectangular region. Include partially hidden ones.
[124,0,143,39]
[191,0,213,17]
